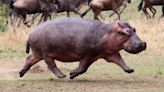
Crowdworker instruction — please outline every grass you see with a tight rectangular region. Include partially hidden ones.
[0,0,164,91]
[0,56,164,92]
[0,4,8,32]
[0,55,164,92]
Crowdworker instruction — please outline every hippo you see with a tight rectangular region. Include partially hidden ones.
[19,17,146,79]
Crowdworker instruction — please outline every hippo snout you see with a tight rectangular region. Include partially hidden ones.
[134,41,146,51]
[124,41,147,54]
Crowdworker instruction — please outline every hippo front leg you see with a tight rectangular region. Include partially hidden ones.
[70,57,94,79]
[105,53,134,73]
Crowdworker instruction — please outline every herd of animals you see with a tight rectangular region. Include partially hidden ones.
[0,0,164,31]
[0,0,163,79]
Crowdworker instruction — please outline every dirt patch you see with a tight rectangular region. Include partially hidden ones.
[29,65,48,73]
[0,67,19,73]
[0,66,48,80]
[0,67,19,80]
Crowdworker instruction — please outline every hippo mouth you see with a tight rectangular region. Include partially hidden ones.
[124,43,147,54]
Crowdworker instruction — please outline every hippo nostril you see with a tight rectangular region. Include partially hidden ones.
[140,42,147,49]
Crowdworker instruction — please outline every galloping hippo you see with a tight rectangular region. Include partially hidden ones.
[19,17,146,79]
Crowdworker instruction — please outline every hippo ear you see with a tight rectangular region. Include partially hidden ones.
[115,20,123,28]
[112,21,123,32]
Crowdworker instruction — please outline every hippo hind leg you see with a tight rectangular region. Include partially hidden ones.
[43,55,66,78]
[19,54,43,77]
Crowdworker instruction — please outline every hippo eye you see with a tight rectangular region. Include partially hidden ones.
[133,28,136,32]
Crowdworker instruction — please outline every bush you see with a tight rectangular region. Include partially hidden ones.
[0,4,8,32]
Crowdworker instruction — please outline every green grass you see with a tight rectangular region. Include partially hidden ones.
[0,0,164,91]
[0,54,164,92]
[0,4,8,32]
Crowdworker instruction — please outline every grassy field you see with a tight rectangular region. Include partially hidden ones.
[0,0,164,92]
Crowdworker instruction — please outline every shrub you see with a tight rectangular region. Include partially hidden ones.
[0,4,8,32]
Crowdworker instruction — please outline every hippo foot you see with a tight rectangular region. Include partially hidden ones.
[125,69,134,73]
[19,70,25,77]
[69,72,75,79]
[70,71,79,79]
[70,75,75,79]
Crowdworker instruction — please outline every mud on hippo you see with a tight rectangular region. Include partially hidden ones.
[19,17,146,79]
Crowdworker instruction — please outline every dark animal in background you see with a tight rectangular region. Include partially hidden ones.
[19,17,146,79]
[55,0,89,17]
[26,3,56,25]
[138,0,164,19]
[0,0,10,5]
[9,5,55,27]
[8,0,55,31]
[81,0,131,20]
[109,0,131,18]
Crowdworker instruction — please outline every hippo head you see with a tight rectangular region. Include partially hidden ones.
[107,21,146,54]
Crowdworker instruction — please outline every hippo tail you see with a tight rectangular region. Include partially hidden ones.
[26,39,30,54]
[138,0,143,11]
